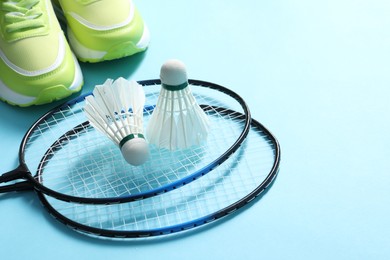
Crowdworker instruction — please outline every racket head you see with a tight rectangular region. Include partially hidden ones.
[7,79,251,204]
[37,116,280,239]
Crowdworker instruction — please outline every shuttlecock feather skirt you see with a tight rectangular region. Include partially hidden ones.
[84,78,149,165]
[147,84,209,150]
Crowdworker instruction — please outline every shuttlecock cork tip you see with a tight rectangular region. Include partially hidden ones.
[120,136,150,166]
[160,59,188,90]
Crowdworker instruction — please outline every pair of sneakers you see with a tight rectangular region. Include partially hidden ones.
[0,0,150,107]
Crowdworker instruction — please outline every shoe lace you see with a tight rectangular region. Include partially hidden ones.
[1,0,44,33]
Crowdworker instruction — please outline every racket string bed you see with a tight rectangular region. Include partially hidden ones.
[38,118,280,238]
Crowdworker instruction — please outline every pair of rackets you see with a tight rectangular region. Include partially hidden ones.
[0,79,280,239]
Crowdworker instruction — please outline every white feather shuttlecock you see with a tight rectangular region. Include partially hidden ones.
[147,59,209,150]
[84,77,149,166]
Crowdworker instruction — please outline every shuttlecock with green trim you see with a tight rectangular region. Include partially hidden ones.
[147,59,209,150]
[84,77,149,166]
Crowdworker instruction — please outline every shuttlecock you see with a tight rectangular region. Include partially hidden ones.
[84,77,149,166]
[147,59,209,150]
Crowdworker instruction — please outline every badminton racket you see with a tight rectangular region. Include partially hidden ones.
[0,79,251,204]
[38,114,280,239]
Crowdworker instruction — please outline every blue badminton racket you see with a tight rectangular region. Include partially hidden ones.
[38,114,280,238]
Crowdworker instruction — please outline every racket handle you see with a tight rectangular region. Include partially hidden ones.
[0,181,33,193]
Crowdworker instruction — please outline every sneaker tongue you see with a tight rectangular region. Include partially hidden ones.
[2,0,44,33]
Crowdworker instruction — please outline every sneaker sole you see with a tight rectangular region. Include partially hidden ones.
[0,55,83,107]
[67,24,150,63]
[53,2,150,63]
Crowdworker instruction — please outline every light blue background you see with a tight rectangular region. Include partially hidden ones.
[1,0,389,259]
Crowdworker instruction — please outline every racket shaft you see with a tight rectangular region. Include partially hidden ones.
[0,167,27,184]
[0,181,33,193]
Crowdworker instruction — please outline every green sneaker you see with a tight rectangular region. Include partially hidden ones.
[0,0,83,107]
[53,0,150,63]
